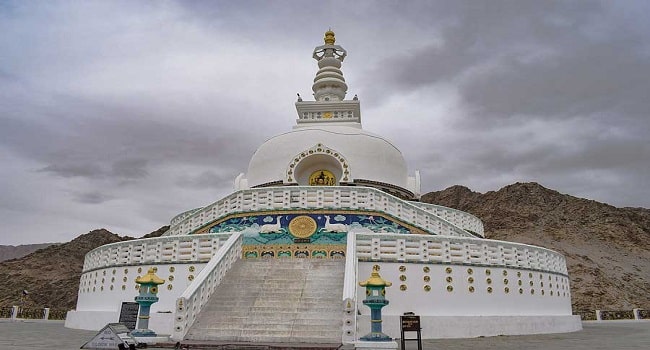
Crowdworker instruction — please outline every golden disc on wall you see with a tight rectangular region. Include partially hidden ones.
[289,215,318,238]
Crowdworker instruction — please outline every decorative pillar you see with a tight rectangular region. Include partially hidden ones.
[359,265,392,341]
[131,268,165,337]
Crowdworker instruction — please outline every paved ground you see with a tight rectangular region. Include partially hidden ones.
[0,319,648,349]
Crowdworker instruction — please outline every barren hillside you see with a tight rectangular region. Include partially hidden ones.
[421,182,650,310]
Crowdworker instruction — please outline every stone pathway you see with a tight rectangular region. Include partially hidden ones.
[0,319,648,349]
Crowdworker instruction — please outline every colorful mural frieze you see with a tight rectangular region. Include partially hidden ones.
[208,213,411,238]
[205,212,411,258]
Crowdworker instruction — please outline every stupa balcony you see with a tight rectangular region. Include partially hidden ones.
[295,99,361,126]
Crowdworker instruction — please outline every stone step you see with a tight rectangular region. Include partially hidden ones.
[185,258,345,344]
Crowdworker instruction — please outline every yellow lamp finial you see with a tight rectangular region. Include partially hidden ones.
[359,265,392,287]
[324,29,335,45]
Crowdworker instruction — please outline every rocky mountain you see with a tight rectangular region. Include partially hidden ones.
[421,182,650,311]
[0,227,167,310]
[0,243,56,262]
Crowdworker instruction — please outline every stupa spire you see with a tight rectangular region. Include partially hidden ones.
[311,30,348,101]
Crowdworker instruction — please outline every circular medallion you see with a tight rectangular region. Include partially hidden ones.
[289,216,318,238]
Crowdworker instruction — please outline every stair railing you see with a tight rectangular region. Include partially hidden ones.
[171,232,242,341]
[341,230,359,345]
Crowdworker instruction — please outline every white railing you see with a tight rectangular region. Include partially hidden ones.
[165,186,476,238]
[410,202,484,237]
[342,230,359,344]
[172,232,243,341]
[355,233,567,275]
[170,207,204,226]
[82,233,233,272]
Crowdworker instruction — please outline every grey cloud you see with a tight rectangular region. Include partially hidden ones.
[39,163,105,179]
[460,41,650,118]
[2,0,650,245]
[111,159,149,180]
[176,170,235,189]
[73,191,113,205]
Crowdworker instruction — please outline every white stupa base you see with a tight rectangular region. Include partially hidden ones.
[132,335,170,345]
[358,315,582,339]
[354,340,398,350]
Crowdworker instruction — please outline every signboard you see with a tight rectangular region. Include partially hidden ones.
[400,314,422,350]
[81,323,137,349]
[118,302,139,330]
[401,315,421,331]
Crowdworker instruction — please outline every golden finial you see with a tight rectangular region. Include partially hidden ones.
[324,29,335,45]
[359,265,392,287]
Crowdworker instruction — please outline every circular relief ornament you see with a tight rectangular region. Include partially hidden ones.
[400,284,407,291]
[289,216,318,238]
[423,266,430,273]
[399,265,406,272]
[424,285,431,292]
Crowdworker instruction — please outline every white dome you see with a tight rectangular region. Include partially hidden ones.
[246,125,409,189]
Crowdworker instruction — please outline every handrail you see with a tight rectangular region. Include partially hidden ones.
[410,201,484,237]
[171,232,243,341]
[165,186,477,238]
[341,230,358,344]
[82,233,233,272]
[355,233,568,275]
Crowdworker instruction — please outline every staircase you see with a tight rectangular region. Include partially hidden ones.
[184,258,345,344]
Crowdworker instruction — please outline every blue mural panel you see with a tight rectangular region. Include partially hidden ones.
[208,213,410,246]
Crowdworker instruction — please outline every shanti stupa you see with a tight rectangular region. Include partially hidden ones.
[65,31,582,345]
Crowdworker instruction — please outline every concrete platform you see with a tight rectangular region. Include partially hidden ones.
[1,319,649,349]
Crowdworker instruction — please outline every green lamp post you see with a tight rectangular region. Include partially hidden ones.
[359,265,393,341]
[131,268,165,337]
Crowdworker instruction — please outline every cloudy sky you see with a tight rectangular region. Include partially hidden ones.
[1,1,649,245]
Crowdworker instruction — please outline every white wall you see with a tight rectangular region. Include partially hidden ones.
[68,262,208,332]
[357,261,573,317]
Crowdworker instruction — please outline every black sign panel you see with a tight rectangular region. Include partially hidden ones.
[401,315,421,331]
[118,302,139,330]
